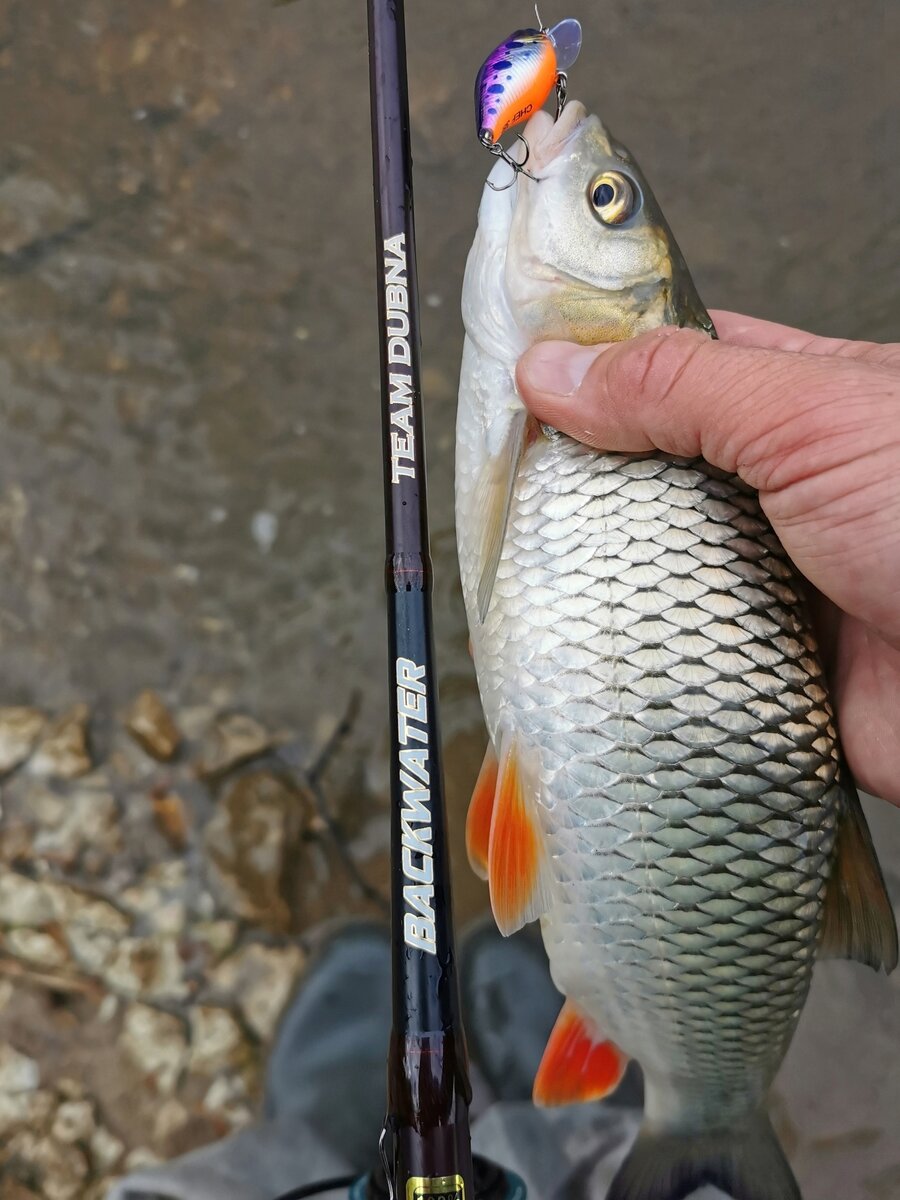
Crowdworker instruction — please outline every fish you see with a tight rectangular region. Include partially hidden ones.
[455,98,898,1200]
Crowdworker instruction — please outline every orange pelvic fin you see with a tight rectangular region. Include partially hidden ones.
[466,741,499,880]
[533,1000,628,1107]
[487,734,553,936]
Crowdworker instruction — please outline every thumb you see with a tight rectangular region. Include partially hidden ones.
[515,327,886,495]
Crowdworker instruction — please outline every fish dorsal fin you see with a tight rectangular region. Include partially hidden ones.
[466,741,499,880]
[474,411,538,623]
[533,999,628,1107]
[821,783,898,973]
[488,732,553,935]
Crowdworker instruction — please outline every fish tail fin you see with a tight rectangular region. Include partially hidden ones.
[607,1111,801,1200]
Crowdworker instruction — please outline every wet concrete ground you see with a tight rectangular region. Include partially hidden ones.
[0,0,896,1196]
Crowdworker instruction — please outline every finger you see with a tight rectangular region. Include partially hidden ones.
[516,329,898,496]
[831,616,900,805]
[710,309,900,369]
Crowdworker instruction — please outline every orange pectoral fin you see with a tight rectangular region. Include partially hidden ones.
[487,736,553,936]
[533,1000,628,1107]
[466,742,499,880]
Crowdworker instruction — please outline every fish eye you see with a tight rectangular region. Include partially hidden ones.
[589,171,638,225]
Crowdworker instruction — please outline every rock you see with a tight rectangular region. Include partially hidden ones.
[197,713,274,778]
[210,942,304,1041]
[31,1139,89,1200]
[102,935,187,1001]
[0,1089,55,1138]
[0,1045,40,1093]
[0,708,45,773]
[28,705,92,779]
[0,870,56,926]
[88,1123,124,1173]
[205,770,310,929]
[120,877,187,935]
[189,919,237,959]
[124,1146,164,1170]
[120,1004,187,1094]
[2,1128,88,1200]
[201,1073,253,1128]
[151,789,189,850]
[153,1097,190,1142]
[124,691,182,762]
[51,1099,95,1144]
[4,928,68,969]
[61,889,131,976]
[188,1005,248,1074]
[31,781,119,866]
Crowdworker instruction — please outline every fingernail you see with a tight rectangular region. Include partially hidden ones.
[520,342,609,397]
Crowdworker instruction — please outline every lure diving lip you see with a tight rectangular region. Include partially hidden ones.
[475,18,583,148]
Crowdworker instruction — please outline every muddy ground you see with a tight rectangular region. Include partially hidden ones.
[0,1,896,1197]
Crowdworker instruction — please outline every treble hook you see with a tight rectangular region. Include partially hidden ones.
[555,70,568,121]
[484,133,538,191]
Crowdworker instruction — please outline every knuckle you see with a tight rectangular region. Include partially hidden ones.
[623,329,707,412]
[605,329,709,453]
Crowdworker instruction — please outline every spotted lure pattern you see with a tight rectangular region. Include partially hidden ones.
[475,20,582,146]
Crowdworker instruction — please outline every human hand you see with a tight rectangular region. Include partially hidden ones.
[515,312,900,805]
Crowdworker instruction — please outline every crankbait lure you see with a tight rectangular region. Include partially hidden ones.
[475,10,582,188]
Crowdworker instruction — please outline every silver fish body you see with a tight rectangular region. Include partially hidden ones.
[456,101,895,1198]
[465,431,838,1127]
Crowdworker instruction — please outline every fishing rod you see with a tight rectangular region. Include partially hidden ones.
[276,6,528,1198]
[364,0,475,1195]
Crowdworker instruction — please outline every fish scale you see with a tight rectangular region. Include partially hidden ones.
[461,430,841,1124]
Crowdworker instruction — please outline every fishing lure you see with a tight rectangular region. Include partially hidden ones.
[475,10,582,189]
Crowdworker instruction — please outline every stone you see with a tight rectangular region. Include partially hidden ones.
[190,919,237,959]
[151,789,189,850]
[5,1132,88,1200]
[124,691,182,761]
[102,935,187,1001]
[120,877,187,935]
[28,705,92,779]
[49,884,130,977]
[201,1073,253,1128]
[31,782,119,866]
[0,870,55,926]
[0,1044,39,1093]
[205,769,310,929]
[4,928,68,969]
[120,1003,187,1095]
[188,1005,247,1074]
[89,1122,125,1173]
[153,1097,190,1142]
[197,713,273,778]
[51,1099,95,1144]
[210,942,304,1041]
[54,1078,84,1101]
[124,1147,163,1170]
[0,1089,55,1138]
[0,708,45,773]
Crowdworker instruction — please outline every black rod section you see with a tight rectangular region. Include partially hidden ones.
[366,2,475,1198]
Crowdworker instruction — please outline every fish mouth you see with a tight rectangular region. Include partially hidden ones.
[522,100,590,173]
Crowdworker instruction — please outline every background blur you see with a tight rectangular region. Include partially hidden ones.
[0,1,896,1197]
